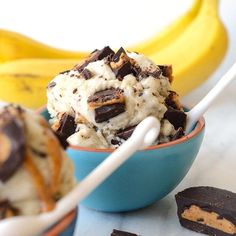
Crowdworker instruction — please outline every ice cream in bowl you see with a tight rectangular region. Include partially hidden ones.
[41,46,205,212]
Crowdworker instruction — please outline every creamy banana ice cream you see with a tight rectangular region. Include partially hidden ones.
[47,47,186,148]
[0,105,75,218]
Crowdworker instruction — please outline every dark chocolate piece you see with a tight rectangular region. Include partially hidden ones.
[158,65,173,82]
[165,91,181,110]
[0,113,25,182]
[116,125,137,140]
[56,114,76,146]
[47,81,56,89]
[53,131,69,150]
[139,69,161,79]
[112,47,126,62]
[81,68,93,80]
[0,200,19,219]
[95,103,125,123]
[111,229,138,236]
[175,186,236,236]
[73,88,78,94]
[113,61,134,80]
[171,127,184,141]
[164,107,186,130]
[87,88,124,107]
[75,46,115,72]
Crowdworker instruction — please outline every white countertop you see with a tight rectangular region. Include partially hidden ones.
[0,1,235,235]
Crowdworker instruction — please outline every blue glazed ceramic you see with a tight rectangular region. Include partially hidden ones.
[44,208,78,236]
[40,108,205,212]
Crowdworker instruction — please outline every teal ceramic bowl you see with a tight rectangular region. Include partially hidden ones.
[40,108,205,212]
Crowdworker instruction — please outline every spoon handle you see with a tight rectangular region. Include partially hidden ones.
[56,117,160,216]
[186,62,236,133]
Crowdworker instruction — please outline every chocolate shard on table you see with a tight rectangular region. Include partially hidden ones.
[175,186,236,236]
[88,88,124,108]
[111,229,138,236]
[95,103,125,123]
[164,107,187,129]
[0,112,25,182]
[116,125,137,140]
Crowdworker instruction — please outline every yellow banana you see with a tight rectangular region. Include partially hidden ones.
[0,59,80,108]
[149,0,228,96]
[0,0,201,63]
[129,0,201,54]
[0,30,87,63]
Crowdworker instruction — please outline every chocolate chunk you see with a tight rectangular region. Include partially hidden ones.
[55,114,76,146]
[158,65,173,82]
[111,229,138,236]
[165,91,181,110]
[53,131,69,150]
[88,88,124,108]
[139,69,161,79]
[0,200,19,219]
[171,127,184,141]
[95,103,125,123]
[47,81,56,89]
[0,112,25,182]
[111,139,121,146]
[73,88,78,94]
[117,125,137,140]
[81,68,93,80]
[175,187,236,236]
[113,61,134,80]
[164,107,186,129]
[112,47,126,62]
[75,46,115,72]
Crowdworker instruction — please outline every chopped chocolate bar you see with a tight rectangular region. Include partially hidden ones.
[113,61,134,80]
[117,125,137,140]
[75,46,115,72]
[171,127,184,141]
[81,68,93,80]
[175,186,236,236]
[165,91,181,110]
[88,88,124,108]
[56,114,76,143]
[112,47,127,63]
[158,65,173,82]
[164,107,186,129]
[95,103,125,123]
[139,69,161,79]
[0,113,25,182]
[0,200,19,219]
[111,229,138,236]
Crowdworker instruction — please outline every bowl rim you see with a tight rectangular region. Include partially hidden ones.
[37,106,205,153]
[43,208,77,236]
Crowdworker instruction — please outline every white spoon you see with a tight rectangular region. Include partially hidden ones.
[186,62,236,134]
[0,116,160,236]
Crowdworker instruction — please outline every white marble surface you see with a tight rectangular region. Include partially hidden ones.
[73,1,236,236]
[0,1,235,235]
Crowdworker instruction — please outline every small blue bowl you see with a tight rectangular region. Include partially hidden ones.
[40,108,205,212]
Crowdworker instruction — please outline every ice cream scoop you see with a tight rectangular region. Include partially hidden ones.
[47,46,186,148]
[0,116,160,236]
[186,62,236,134]
[0,105,75,217]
